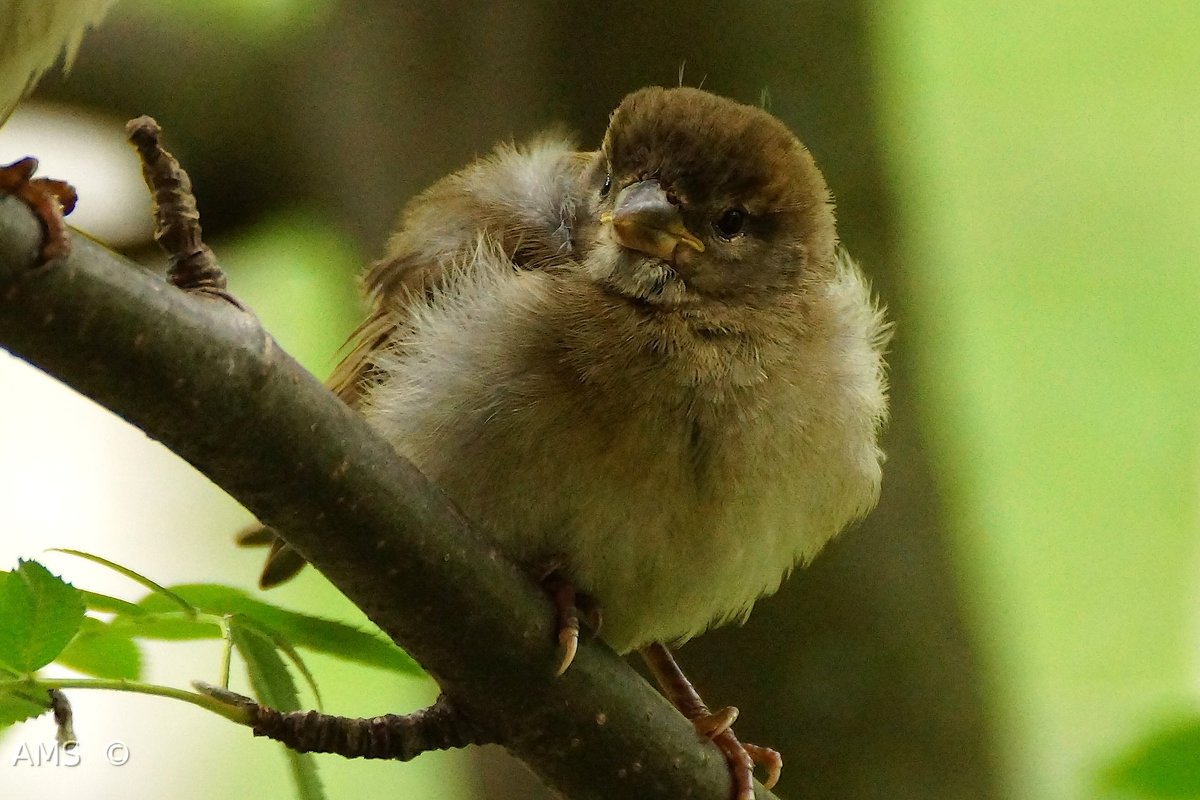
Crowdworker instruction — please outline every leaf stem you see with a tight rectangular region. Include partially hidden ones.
[48,549,198,616]
[1,677,252,725]
[218,615,233,689]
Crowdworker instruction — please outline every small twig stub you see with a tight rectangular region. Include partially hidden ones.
[193,683,494,761]
[125,116,239,306]
[49,689,76,747]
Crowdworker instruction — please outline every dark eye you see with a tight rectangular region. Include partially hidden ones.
[600,173,612,197]
[714,207,746,239]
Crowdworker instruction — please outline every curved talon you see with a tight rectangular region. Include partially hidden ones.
[743,742,783,790]
[555,624,579,677]
[535,559,602,677]
[544,568,581,676]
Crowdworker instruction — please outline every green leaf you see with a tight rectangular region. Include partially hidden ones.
[229,618,326,800]
[264,627,323,709]
[56,618,142,680]
[108,614,223,641]
[284,745,326,800]
[134,584,421,676]
[78,589,148,617]
[49,549,196,615]
[1101,716,1200,798]
[229,616,300,710]
[0,683,51,729]
[0,561,86,673]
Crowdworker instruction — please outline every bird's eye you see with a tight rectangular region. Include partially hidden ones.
[714,207,746,239]
[600,174,612,197]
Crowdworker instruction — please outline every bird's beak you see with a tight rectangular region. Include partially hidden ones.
[600,179,705,262]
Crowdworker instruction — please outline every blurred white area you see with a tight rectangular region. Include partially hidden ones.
[0,102,152,246]
[0,351,468,799]
[0,350,261,798]
[0,352,253,589]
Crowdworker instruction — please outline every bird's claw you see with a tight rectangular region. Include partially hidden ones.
[0,157,78,264]
[534,558,601,677]
[546,572,581,676]
[707,726,782,799]
[555,619,578,677]
[640,643,781,799]
[742,741,783,791]
[693,707,780,797]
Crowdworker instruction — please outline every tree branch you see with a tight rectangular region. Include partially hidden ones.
[195,684,494,761]
[0,195,779,800]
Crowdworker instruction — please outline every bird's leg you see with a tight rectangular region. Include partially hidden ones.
[0,157,78,263]
[640,642,782,800]
[533,557,602,676]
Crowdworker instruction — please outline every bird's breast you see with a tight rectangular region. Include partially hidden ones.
[360,264,884,652]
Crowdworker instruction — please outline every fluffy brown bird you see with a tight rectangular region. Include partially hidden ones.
[252,86,889,799]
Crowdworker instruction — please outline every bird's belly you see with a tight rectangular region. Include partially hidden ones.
[359,270,881,654]
[401,399,827,654]
[554,482,807,653]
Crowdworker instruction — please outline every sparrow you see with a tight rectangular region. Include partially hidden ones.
[0,0,115,260]
[248,86,889,799]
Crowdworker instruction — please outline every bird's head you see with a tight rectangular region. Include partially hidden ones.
[581,86,837,309]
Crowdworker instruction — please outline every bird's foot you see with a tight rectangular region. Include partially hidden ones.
[0,157,78,264]
[704,724,782,798]
[641,643,781,800]
[534,558,601,676]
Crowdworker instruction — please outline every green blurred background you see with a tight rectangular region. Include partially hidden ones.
[1,2,1197,799]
